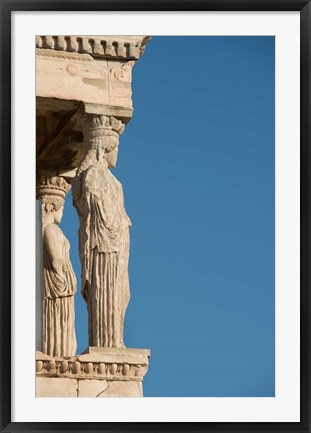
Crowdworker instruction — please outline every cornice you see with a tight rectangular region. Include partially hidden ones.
[35,35,151,60]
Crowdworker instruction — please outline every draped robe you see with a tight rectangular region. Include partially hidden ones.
[73,163,131,348]
[43,224,77,357]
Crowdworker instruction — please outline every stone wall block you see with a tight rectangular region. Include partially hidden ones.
[36,377,78,397]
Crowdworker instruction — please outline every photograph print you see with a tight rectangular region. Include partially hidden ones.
[35,35,275,398]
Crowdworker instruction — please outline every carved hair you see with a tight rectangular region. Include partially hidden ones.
[40,195,64,216]
[77,149,102,176]
[77,140,118,176]
[77,115,123,176]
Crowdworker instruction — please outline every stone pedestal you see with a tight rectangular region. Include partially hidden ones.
[36,347,150,397]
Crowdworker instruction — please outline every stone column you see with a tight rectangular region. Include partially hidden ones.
[36,174,77,358]
[72,114,128,349]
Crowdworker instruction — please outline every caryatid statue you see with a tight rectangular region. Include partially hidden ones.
[72,115,131,348]
[37,175,77,357]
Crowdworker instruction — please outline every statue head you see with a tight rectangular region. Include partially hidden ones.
[79,115,124,172]
[105,132,119,168]
[36,175,70,225]
[106,146,119,168]
[40,196,64,224]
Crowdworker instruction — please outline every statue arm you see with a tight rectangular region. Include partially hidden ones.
[43,225,66,281]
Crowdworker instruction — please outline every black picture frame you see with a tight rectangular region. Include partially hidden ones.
[1,1,310,432]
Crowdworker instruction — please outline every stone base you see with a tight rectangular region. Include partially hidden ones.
[36,347,150,397]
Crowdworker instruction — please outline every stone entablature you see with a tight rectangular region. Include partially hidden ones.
[36,35,151,60]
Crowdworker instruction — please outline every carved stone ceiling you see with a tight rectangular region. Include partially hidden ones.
[36,98,85,173]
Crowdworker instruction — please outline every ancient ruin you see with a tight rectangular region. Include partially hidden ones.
[36,35,151,397]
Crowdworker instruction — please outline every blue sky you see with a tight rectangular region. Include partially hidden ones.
[60,36,275,397]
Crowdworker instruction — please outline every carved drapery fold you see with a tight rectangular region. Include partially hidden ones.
[72,115,131,348]
[37,175,77,357]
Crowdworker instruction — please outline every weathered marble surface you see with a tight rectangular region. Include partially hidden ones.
[36,347,150,397]
[36,36,150,174]
[37,175,77,357]
[36,50,136,109]
[35,36,150,59]
[36,35,151,397]
[72,115,130,348]
[35,36,149,113]
[36,377,78,397]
